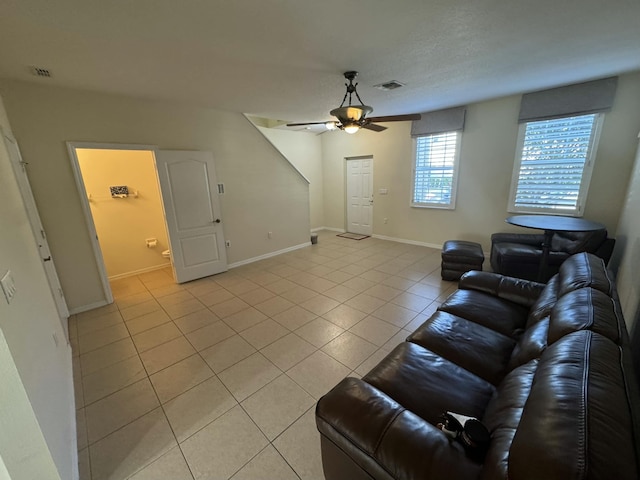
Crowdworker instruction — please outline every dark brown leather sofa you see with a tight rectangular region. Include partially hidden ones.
[490,229,615,282]
[316,253,640,480]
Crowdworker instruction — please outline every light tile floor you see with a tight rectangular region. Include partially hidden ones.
[70,231,456,480]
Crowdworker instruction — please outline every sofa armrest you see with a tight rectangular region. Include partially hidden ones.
[458,271,546,308]
[316,377,481,480]
[491,232,545,247]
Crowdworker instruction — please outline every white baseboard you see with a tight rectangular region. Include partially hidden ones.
[69,299,110,315]
[107,263,170,281]
[371,234,442,250]
[311,226,346,233]
[228,242,312,269]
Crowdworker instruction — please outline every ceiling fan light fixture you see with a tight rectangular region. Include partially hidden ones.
[325,121,337,130]
[343,124,360,134]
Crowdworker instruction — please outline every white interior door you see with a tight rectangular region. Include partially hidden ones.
[155,150,228,283]
[2,131,70,328]
[346,157,373,235]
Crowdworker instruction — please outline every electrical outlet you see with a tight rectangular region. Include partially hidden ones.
[225,240,231,247]
[1,270,16,304]
[268,231,272,239]
[383,218,388,224]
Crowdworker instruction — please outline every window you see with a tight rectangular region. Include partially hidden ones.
[411,131,461,209]
[509,113,603,216]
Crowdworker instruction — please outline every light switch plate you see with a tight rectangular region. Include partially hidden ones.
[1,270,16,304]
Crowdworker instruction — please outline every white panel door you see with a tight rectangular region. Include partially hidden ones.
[155,150,227,283]
[346,157,373,236]
[2,131,70,328]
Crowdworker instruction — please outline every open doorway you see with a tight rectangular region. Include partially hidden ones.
[67,144,229,304]
[70,145,172,302]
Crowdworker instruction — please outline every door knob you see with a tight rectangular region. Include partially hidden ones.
[43,256,51,262]
[213,219,221,223]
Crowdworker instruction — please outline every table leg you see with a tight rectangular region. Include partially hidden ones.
[538,229,554,282]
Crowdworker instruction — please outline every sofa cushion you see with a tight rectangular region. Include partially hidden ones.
[363,342,495,425]
[551,229,607,254]
[491,242,569,266]
[548,287,622,345]
[509,331,638,480]
[556,252,614,297]
[439,289,529,338]
[408,311,516,386]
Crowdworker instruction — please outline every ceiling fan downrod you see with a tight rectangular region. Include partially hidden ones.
[339,71,366,107]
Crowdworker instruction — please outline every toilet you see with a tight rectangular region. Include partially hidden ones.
[162,249,171,259]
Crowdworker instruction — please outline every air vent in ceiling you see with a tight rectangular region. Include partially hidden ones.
[373,80,405,91]
[30,66,52,78]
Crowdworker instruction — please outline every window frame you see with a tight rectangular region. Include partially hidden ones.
[507,113,604,217]
[410,130,462,210]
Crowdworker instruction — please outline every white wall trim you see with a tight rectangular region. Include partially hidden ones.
[228,242,311,268]
[371,233,443,250]
[69,299,110,315]
[107,263,170,281]
[311,226,345,233]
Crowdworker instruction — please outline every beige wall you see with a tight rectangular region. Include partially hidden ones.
[0,96,73,479]
[0,80,310,312]
[257,127,324,229]
[321,72,640,251]
[77,149,170,279]
[611,135,640,330]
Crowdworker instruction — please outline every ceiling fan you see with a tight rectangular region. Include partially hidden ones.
[286,71,421,134]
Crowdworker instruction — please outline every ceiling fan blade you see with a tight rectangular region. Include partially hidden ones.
[362,123,387,132]
[286,121,331,127]
[367,114,421,123]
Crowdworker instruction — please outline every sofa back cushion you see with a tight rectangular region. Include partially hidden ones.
[556,252,613,297]
[508,331,638,480]
[548,288,623,345]
[551,229,607,254]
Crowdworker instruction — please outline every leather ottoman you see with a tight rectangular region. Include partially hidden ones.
[441,240,484,281]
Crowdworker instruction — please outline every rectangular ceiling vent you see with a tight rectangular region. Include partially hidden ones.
[30,66,52,78]
[374,80,405,91]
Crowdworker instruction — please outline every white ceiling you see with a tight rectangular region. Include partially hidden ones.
[0,0,639,125]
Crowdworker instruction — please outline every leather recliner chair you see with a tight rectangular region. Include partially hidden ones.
[490,229,614,282]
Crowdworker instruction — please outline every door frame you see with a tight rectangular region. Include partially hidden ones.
[344,155,374,235]
[67,142,159,304]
